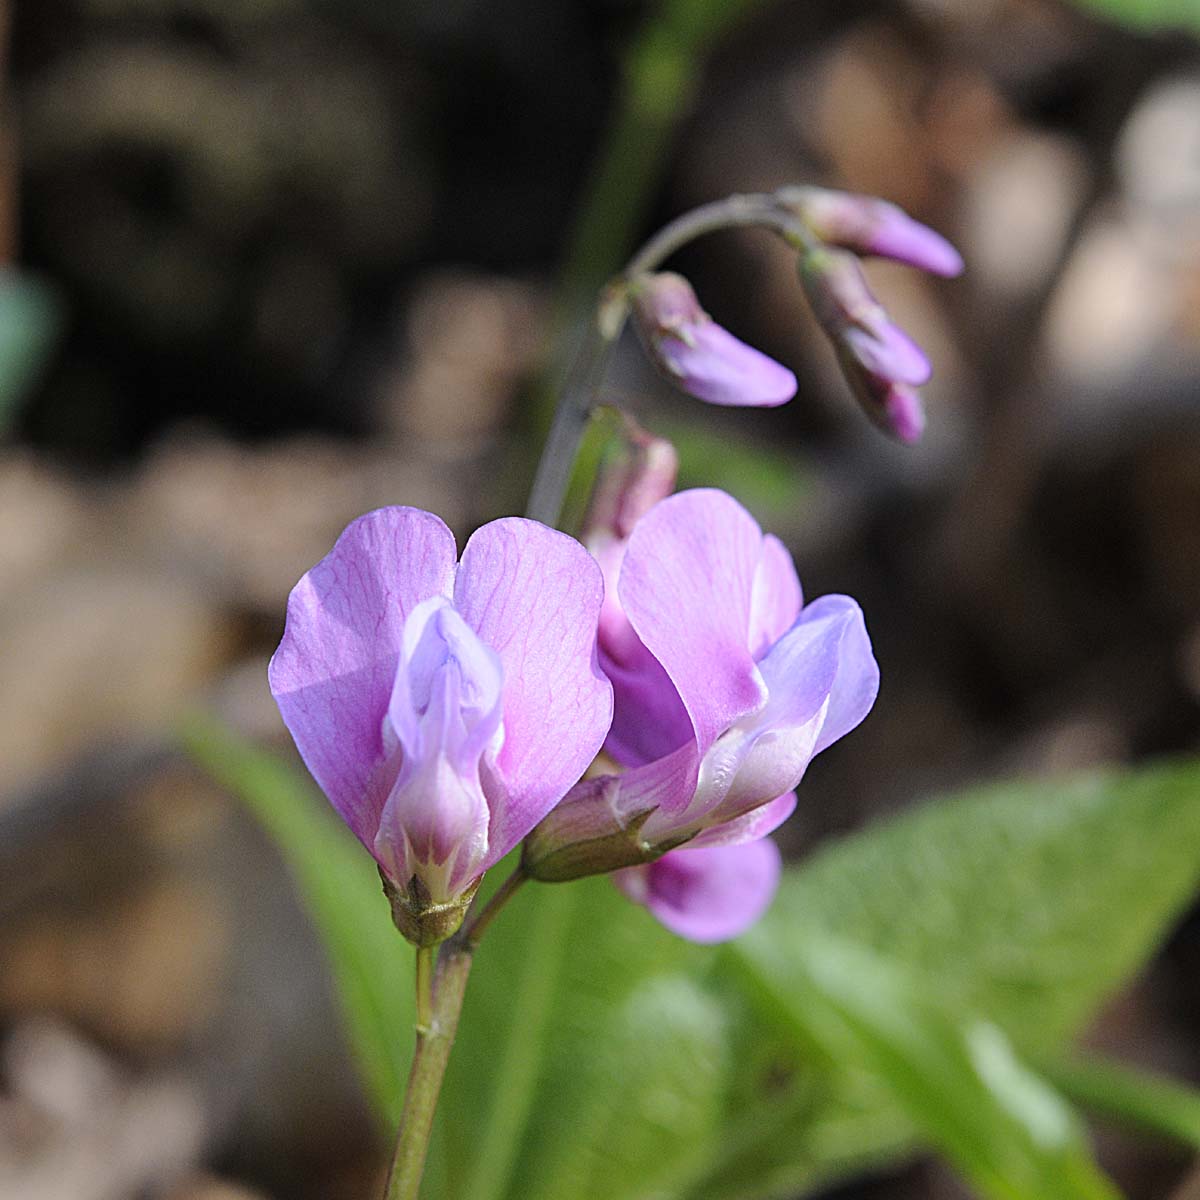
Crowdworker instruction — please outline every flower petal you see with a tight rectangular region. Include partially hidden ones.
[615,838,783,943]
[658,322,797,408]
[800,595,880,756]
[681,598,865,830]
[688,791,797,849]
[455,517,613,869]
[748,533,803,659]
[619,489,768,776]
[268,507,457,849]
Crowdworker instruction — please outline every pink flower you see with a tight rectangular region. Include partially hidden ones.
[269,507,613,925]
[630,272,797,408]
[526,488,878,941]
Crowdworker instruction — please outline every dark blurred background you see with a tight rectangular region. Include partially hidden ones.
[1,0,1199,1197]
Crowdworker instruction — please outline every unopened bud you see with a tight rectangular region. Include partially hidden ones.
[522,776,691,882]
[629,272,797,408]
[778,186,963,278]
[800,247,931,443]
[583,418,678,545]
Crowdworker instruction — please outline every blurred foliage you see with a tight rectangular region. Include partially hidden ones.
[182,711,412,1128]
[1070,0,1200,34]
[185,719,1200,1199]
[734,937,1119,1200]
[0,271,61,434]
[1043,1056,1200,1149]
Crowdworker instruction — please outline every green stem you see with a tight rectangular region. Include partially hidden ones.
[381,873,533,1200]
[415,945,434,1032]
[525,314,618,526]
[384,945,473,1200]
[622,191,814,279]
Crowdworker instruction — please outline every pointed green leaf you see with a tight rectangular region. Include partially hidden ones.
[436,875,729,1200]
[694,759,1200,1199]
[181,713,413,1127]
[733,933,1120,1200]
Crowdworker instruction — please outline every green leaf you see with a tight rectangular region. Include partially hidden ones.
[437,876,730,1200]
[187,715,1200,1200]
[180,712,413,1127]
[776,762,1200,1054]
[183,716,733,1199]
[1040,1055,1200,1149]
[696,759,1200,1199]
[732,934,1119,1200]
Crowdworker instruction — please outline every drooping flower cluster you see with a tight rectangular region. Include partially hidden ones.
[629,187,962,442]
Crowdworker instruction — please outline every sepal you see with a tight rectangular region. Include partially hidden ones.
[380,868,481,947]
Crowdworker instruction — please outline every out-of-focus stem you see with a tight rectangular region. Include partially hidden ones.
[461,867,527,949]
[525,313,616,527]
[623,192,814,278]
[526,190,810,529]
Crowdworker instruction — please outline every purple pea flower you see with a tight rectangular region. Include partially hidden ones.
[630,272,797,408]
[269,506,613,941]
[526,488,878,940]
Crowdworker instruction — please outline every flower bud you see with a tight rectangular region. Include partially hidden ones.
[629,272,797,408]
[778,186,963,278]
[799,247,931,443]
[583,419,679,545]
[521,775,689,882]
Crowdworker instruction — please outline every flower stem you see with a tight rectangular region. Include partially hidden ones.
[622,191,815,279]
[525,190,814,529]
[414,944,434,1032]
[525,313,617,527]
[461,867,527,949]
[383,944,473,1200]
[381,872,532,1200]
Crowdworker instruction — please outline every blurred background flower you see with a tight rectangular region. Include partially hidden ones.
[1,0,1199,1197]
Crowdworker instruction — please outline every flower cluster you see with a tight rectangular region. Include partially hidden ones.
[270,486,877,943]
[270,186,957,945]
[630,187,961,441]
